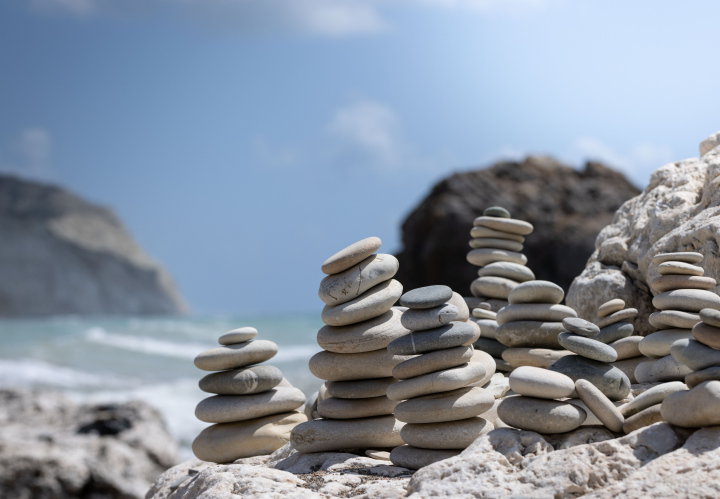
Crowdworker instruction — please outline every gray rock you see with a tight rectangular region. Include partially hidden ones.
[317,396,398,419]
[595,321,634,344]
[321,279,403,327]
[662,380,720,428]
[671,338,720,371]
[495,320,565,348]
[392,345,473,380]
[194,340,278,371]
[575,379,624,433]
[400,303,458,331]
[595,308,638,328]
[472,318,499,339]
[693,321,720,349]
[387,362,486,401]
[316,308,410,354]
[471,307,497,320]
[622,404,664,434]
[325,377,397,399]
[686,366,720,388]
[469,237,523,252]
[639,329,693,358]
[309,349,411,382]
[399,285,453,309]
[470,276,519,299]
[484,206,511,218]
[497,396,586,433]
[502,347,572,369]
[195,387,306,424]
[387,322,476,355]
[621,381,687,417]
[199,365,283,395]
[390,445,460,470]
[467,248,528,267]
[558,332,618,362]
[653,289,720,313]
[478,261,535,282]
[218,327,258,345]
[508,280,564,305]
[470,225,525,242]
[701,308,720,327]
[448,292,470,321]
[496,303,577,325]
[597,298,625,318]
[611,356,645,384]
[548,354,631,400]
[321,236,382,275]
[563,317,601,337]
[649,310,701,329]
[651,274,717,293]
[611,335,642,360]
[658,261,704,276]
[508,365,575,399]
[290,415,404,453]
[393,386,494,424]
[653,251,704,264]
[401,417,492,449]
[318,253,398,306]
[652,354,693,382]
[473,216,534,235]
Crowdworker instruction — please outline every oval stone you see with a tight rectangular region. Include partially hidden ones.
[658,261,704,276]
[290,416,404,454]
[473,318,499,339]
[701,308,720,328]
[686,366,720,388]
[496,304,577,325]
[325,377,397,399]
[575,379,624,433]
[470,276,519,300]
[610,336,642,360]
[470,226,525,242]
[558,333,618,362]
[639,329,693,358]
[195,387,306,423]
[467,248,527,267]
[400,303,459,331]
[478,261,535,282]
[199,365,283,395]
[594,322,634,344]
[502,347,572,369]
[508,366,575,399]
[448,292,470,321]
[651,275,717,294]
[473,216,534,235]
[495,321,565,349]
[671,338,720,371]
[317,308,410,354]
[194,340,278,372]
[597,299,625,318]
[469,237,523,252]
[611,357,645,384]
[387,322,476,355]
[394,386,494,423]
[595,308,638,329]
[390,445,459,470]
[497,396,586,433]
[508,281,564,305]
[317,396,397,419]
[562,317,600,337]
[469,348,497,386]
[653,251,704,264]
[392,345,473,380]
[548,355,631,401]
[661,381,720,428]
[318,254,398,306]
[472,308,497,320]
[321,279,402,327]
[321,237,382,275]
[649,310,700,330]
[653,289,720,313]
[399,285,453,309]
[401,417,492,449]
[620,381,687,417]
[652,354,693,382]
[387,362,486,401]
[623,404,663,434]
[218,327,258,345]
[309,349,411,381]
[484,206,511,218]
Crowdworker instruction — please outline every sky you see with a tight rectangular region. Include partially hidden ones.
[1,0,719,315]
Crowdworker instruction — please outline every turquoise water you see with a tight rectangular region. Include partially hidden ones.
[0,315,324,458]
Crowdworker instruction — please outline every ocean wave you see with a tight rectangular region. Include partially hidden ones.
[85,327,213,359]
[0,358,126,389]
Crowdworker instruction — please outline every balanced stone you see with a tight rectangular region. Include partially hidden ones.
[291,415,404,453]
[470,276,518,299]
[661,381,720,428]
[474,338,509,358]
[610,336,642,360]
[321,237,382,275]
[562,317,600,337]
[469,238,523,252]
[495,321,565,349]
[317,396,398,419]
[653,289,720,313]
[399,285,453,309]
[508,366,575,399]
[595,308,638,329]
[648,310,701,330]
[473,216,534,235]
[658,261,704,276]
[393,386,494,424]
[700,308,720,328]
[321,279,403,326]
[474,319,498,339]
[467,248,527,267]
[671,338,720,371]
[622,404,663,434]
[502,348,572,369]
[651,275,717,293]
[195,387,306,423]
[401,417,492,449]
[470,226,525,242]
[218,327,258,345]
[575,379,624,433]
[548,355,631,401]
[318,254,398,306]
[392,345,474,380]
[194,340,278,371]
[400,303,459,331]
[387,363,486,401]
[448,292,471,321]
[639,329,693,358]
[597,299,625,318]
[390,445,459,470]
[652,251,704,264]
[469,349,497,386]
[478,261,535,282]
[594,322,634,344]
[634,359,657,384]
[199,365,283,395]
[496,304,577,325]
[497,396,586,433]
[472,308,497,320]
[309,349,411,381]
[652,354,693,382]
[507,281,564,305]
[620,381,687,417]
[325,377,397,399]
[686,366,720,388]
[387,322,476,355]
[483,206,511,218]
[612,357,645,384]
[317,308,410,354]
[558,333,618,362]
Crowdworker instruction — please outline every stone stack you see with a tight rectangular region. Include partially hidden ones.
[471,304,512,373]
[291,237,409,453]
[192,327,307,463]
[495,280,577,370]
[387,285,493,470]
[636,252,718,384]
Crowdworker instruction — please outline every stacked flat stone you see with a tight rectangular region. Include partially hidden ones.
[471,304,512,373]
[467,206,535,312]
[636,252,718,384]
[192,327,307,463]
[291,237,409,453]
[495,280,576,370]
[387,285,493,470]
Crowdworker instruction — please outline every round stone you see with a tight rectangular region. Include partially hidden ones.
[291,416,404,454]
[508,281,564,305]
[477,261,535,282]
[192,411,307,463]
[400,303,459,331]
[495,321,565,349]
[466,320,483,347]
[597,299,625,318]
[195,387,306,423]
[548,355,631,401]
[558,333,618,362]
[469,349,497,386]
[321,237,382,275]
[218,327,258,345]
[472,308,497,320]
[317,308,410,354]
[497,396,586,433]
[620,381,687,417]
[502,348,572,369]
[650,275,717,294]
[470,226,525,242]
[639,329,693,358]
[596,308,638,329]
[325,377,397,399]
[658,261,704,276]
[309,349,411,382]
[594,322,634,344]
[648,310,701,330]
[653,289,720,313]
[386,362,487,401]
[473,216,534,235]
[508,366,575,399]
[318,254,398,306]
[473,318,499,339]
[662,381,720,428]
[483,206,511,218]
[611,357,645,384]
[653,251,704,264]
[562,317,600,337]
[322,279,402,327]
[474,338,508,358]
[469,237,523,253]
[448,292,470,321]
[393,345,474,380]
[387,322,477,355]
[194,340,278,372]
[633,359,657,384]
[399,285,453,310]
[623,404,663,434]
[401,417,492,450]
[470,276,519,300]
[317,396,397,419]
[671,338,720,371]
[393,386,494,423]
[390,445,460,470]
[652,354,693,382]
[686,366,720,388]
[610,336,642,360]
[701,308,720,328]
[199,365,283,395]
[467,248,528,267]
[575,379,624,433]
[496,303,577,325]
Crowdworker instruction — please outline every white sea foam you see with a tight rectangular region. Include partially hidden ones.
[0,358,125,389]
[85,327,213,359]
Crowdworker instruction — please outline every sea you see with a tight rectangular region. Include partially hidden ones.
[0,315,324,459]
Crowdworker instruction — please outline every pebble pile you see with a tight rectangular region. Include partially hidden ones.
[291,237,410,453]
[387,285,493,470]
[192,327,307,463]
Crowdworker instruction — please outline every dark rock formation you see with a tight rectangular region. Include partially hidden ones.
[0,175,187,316]
[395,157,641,296]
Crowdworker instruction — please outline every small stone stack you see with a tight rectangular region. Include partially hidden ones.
[467,206,535,312]
[387,285,493,470]
[636,252,718,384]
[192,327,307,463]
[587,299,643,384]
[291,237,409,454]
[494,280,577,370]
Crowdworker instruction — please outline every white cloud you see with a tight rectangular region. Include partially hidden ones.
[0,128,55,180]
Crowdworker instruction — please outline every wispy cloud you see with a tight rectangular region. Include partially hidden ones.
[0,128,55,180]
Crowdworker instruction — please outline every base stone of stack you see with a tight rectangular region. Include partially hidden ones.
[290,415,404,453]
[400,417,492,449]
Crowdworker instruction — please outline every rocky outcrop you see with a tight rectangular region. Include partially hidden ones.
[0,387,180,499]
[395,157,640,295]
[0,175,187,316]
[567,133,720,335]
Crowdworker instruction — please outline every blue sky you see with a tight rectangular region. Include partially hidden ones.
[1,0,719,315]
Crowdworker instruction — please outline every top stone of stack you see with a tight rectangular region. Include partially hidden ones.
[321,237,382,275]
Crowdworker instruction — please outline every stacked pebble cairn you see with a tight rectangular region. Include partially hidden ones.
[291,237,409,453]
[192,327,307,463]
[386,285,493,470]
[636,252,719,384]
[494,280,577,370]
[471,304,513,373]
